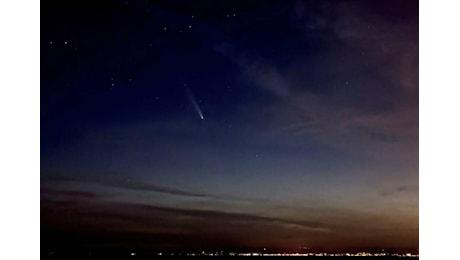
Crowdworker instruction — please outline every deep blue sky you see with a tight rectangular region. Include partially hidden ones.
[41,0,418,253]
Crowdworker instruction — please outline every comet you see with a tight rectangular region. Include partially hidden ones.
[185,86,205,120]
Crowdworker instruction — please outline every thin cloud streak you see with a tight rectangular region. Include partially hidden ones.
[41,174,271,204]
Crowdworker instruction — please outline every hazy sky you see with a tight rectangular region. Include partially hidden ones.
[41,0,418,253]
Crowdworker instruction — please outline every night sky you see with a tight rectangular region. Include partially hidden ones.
[41,0,418,253]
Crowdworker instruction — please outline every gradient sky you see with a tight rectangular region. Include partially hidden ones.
[41,0,418,253]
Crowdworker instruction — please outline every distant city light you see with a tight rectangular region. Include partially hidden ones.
[146,250,419,257]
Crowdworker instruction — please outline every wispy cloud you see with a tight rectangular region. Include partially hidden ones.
[133,203,331,232]
[41,187,99,199]
[379,185,419,197]
[41,174,270,204]
[107,181,211,198]
[213,1,418,160]
[42,198,331,234]
[41,197,417,250]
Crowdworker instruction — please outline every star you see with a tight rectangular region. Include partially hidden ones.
[64,41,68,45]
